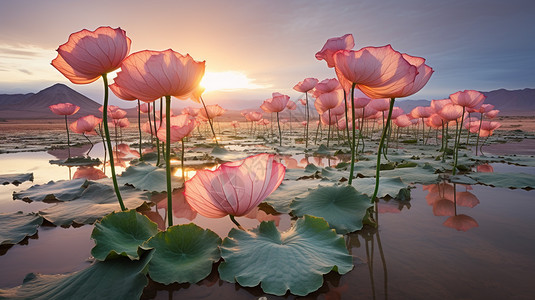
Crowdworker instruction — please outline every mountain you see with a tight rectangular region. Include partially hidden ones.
[482,88,535,116]
[0,85,533,120]
[0,84,102,119]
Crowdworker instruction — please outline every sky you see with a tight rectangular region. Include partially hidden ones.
[0,0,533,110]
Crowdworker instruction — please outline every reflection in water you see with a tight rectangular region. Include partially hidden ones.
[423,181,479,231]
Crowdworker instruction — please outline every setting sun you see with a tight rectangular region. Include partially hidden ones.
[200,71,266,92]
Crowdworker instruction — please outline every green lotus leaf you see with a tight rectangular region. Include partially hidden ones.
[38,180,150,226]
[450,175,478,185]
[264,179,328,213]
[305,164,320,173]
[0,212,42,245]
[313,144,331,156]
[351,177,407,198]
[290,185,372,234]
[466,172,535,189]
[0,173,33,186]
[91,210,158,261]
[141,223,221,284]
[118,162,181,192]
[381,163,440,185]
[13,179,88,202]
[218,215,353,296]
[0,251,153,299]
[50,156,101,167]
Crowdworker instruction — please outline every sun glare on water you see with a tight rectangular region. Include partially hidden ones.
[200,71,264,92]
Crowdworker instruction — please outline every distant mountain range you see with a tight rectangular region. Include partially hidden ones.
[0,84,533,120]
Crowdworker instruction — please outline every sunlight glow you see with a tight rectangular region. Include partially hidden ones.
[200,71,265,92]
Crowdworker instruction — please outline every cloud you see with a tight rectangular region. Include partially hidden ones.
[18,69,32,75]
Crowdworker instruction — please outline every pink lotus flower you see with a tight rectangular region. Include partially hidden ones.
[139,103,152,114]
[299,98,307,106]
[245,111,263,122]
[156,114,196,143]
[257,119,270,126]
[393,114,412,127]
[286,101,297,110]
[315,34,355,68]
[109,118,130,128]
[109,108,127,120]
[198,104,226,120]
[485,110,500,119]
[260,92,290,113]
[52,26,131,84]
[49,102,80,116]
[111,49,205,102]
[369,98,391,112]
[438,103,463,121]
[334,45,433,99]
[182,107,199,116]
[449,90,486,109]
[410,106,433,119]
[230,121,240,128]
[430,99,452,114]
[312,78,342,98]
[184,153,285,218]
[314,89,344,114]
[69,115,102,135]
[351,97,371,109]
[425,114,444,129]
[390,107,405,119]
[293,78,319,93]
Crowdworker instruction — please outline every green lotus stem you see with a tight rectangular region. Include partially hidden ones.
[200,96,219,146]
[348,83,357,185]
[137,99,143,161]
[442,123,449,162]
[343,90,352,149]
[452,107,465,175]
[370,98,395,202]
[365,237,377,299]
[314,114,321,145]
[147,107,153,144]
[153,100,161,166]
[375,223,389,299]
[327,111,331,148]
[98,124,107,175]
[475,112,483,156]
[229,214,244,230]
[305,92,310,148]
[64,115,71,158]
[466,112,471,145]
[440,121,445,151]
[165,95,173,227]
[101,73,125,211]
[181,139,185,180]
[277,111,282,146]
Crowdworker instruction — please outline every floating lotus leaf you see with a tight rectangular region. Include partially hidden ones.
[351,177,408,198]
[0,173,33,186]
[118,162,182,192]
[382,163,440,185]
[313,144,331,156]
[290,185,372,234]
[450,175,478,185]
[218,215,353,296]
[91,210,158,261]
[264,179,328,213]
[0,212,42,245]
[0,251,153,299]
[141,223,221,284]
[38,180,150,226]
[466,172,535,189]
[49,156,101,167]
[13,179,88,202]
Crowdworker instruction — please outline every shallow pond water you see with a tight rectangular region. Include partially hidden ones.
[1,137,534,299]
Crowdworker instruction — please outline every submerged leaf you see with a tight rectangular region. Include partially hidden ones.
[218,215,353,296]
[142,223,221,284]
[0,212,42,246]
[291,185,372,234]
[91,210,158,261]
[0,252,153,299]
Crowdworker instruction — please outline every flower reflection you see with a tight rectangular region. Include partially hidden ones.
[423,181,479,231]
[72,166,106,180]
